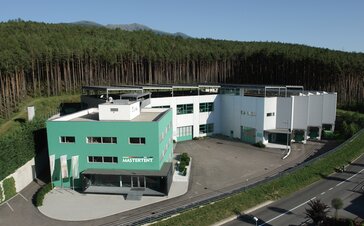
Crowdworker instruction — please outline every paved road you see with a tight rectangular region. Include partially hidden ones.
[224,155,364,226]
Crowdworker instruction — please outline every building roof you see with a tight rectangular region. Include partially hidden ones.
[51,108,169,122]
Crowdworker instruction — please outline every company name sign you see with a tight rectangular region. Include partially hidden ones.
[122,156,153,163]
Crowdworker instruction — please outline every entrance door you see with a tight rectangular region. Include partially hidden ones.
[131,176,145,188]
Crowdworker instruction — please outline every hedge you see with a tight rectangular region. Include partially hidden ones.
[154,130,364,226]
[0,119,44,181]
[0,183,3,203]
[3,177,16,201]
[34,183,52,207]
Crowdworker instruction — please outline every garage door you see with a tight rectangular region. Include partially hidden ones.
[177,126,193,142]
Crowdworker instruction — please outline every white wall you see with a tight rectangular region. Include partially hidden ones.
[307,94,323,127]
[150,95,220,139]
[292,96,309,129]
[99,102,140,121]
[263,97,277,130]
[322,93,337,125]
[276,97,292,129]
[0,158,36,197]
[220,95,241,138]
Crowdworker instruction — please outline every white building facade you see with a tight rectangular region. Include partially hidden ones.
[81,84,337,147]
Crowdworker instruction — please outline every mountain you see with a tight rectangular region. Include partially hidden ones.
[71,21,190,38]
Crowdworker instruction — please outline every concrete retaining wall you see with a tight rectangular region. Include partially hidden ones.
[0,158,36,194]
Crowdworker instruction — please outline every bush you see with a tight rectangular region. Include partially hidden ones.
[178,161,186,173]
[3,177,16,201]
[180,153,190,166]
[0,119,45,181]
[183,167,187,176]
[33,183,52,207]
[254,141,265,148]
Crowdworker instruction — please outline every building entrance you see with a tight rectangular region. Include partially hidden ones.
[131,176,145,188]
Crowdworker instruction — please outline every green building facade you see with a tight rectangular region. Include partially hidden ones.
[47,108,173,196]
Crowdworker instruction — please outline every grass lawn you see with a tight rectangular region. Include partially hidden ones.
[0,94,80,136]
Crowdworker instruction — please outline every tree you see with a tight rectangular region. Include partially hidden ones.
[305,199,329,226]
[331,198,343,220]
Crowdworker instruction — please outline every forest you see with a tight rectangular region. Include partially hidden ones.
[1,20,364,118]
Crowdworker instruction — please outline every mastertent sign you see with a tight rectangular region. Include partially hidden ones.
[122,156,153,163]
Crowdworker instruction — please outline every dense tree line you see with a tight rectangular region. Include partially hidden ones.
[1,20,364,118]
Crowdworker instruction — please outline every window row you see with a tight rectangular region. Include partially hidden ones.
[177,126,193,137]
[176,102,214,115]
[160,137,173,161]
[199,123,214,134]
[200,102,214,112]
[152,105,170,109]
[266,112,275,117]
[177,104,193,115]
[60,136,146,145]
[160,121,173,143]
[86,137,117,144]
[88,156,118,164]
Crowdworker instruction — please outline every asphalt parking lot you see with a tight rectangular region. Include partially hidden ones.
[175,136,320,198]
[0,137,328,226]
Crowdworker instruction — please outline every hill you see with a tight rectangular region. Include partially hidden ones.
[71,21,190,38]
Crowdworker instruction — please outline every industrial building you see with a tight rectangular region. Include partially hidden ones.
[46,84,336,196]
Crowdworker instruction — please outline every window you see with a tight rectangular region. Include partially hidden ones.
[177,104,193,115]
[200,102,214,112]
[266,112,275,117]
[110,108,119,112]
[177,126,192,137]
[152,105,170,109]
[88,156,118,163]
[129,137,146,144]
[86,137,117,144]
[60,136,75,143]
[199,124,214,134]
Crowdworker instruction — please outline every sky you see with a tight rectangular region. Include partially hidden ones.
[1,0,363,53]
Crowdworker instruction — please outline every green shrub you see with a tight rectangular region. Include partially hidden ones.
[180,153,190,166]
[178,162,186,173]
[183,168,187,176]
[254,141,265,148]
[0,119,45,181]
[34,183,52,207]
[3,177,16,201]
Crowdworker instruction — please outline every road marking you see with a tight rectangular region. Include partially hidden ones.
[320,192,325,195]
[18,193,28,202]
[329,187,333,191]
[259,197,316,226]
[259,168,364,226]
[6,202,14,212]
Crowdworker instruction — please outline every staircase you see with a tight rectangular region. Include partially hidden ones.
[126,189,144,201]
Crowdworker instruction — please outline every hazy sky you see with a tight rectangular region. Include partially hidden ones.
[1,0,363,52]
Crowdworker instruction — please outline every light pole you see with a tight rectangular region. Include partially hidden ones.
[253,216,258,226]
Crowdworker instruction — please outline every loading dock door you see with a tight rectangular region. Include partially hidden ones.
[177,126,193,142]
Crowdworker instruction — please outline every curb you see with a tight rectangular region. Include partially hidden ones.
[211,200,274,226]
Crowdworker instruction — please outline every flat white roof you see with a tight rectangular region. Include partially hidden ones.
[50,108,169,122]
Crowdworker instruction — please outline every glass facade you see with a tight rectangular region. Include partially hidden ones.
[177,104,193,115]
[199,102,214,112]
[199,123,214,134]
